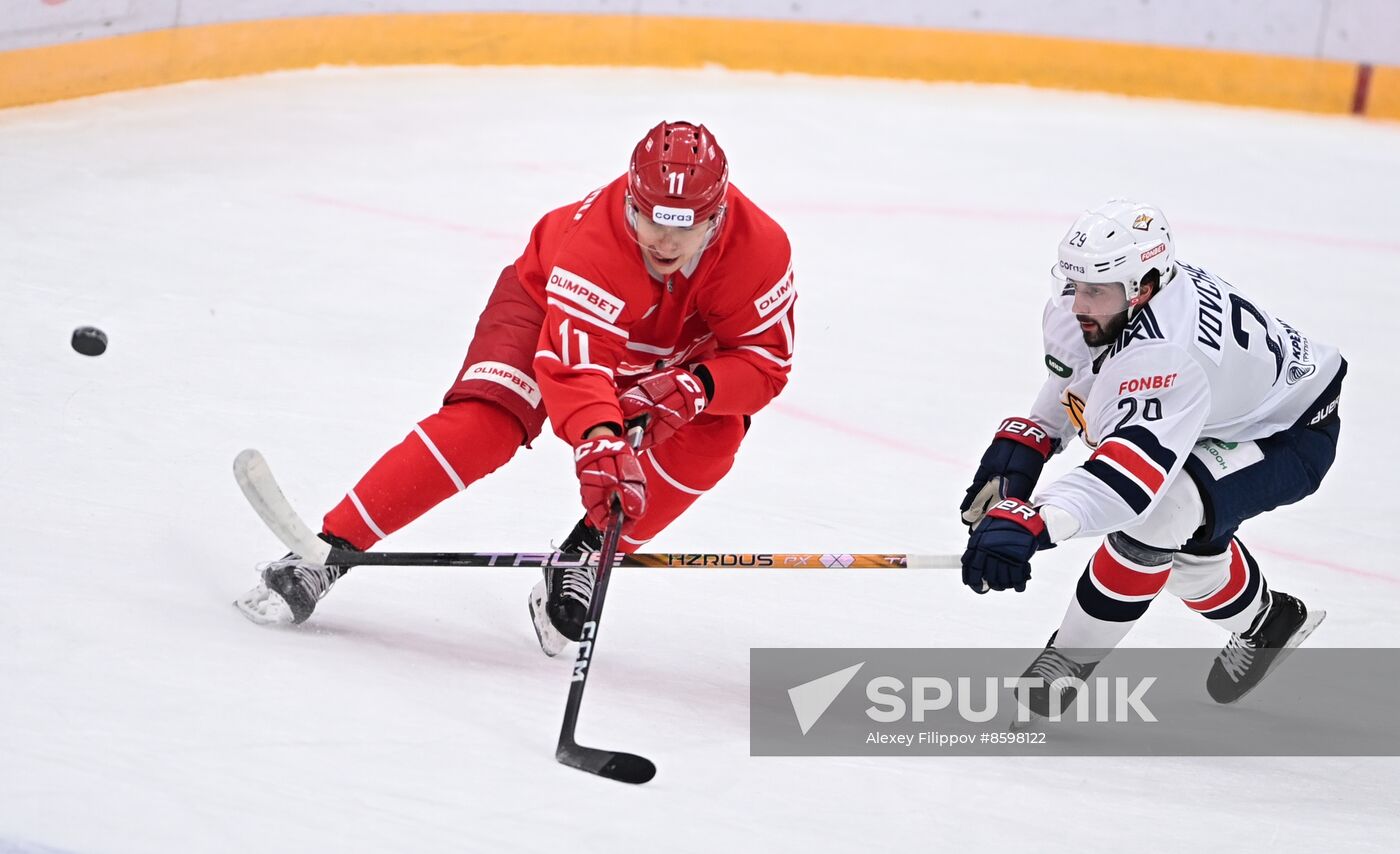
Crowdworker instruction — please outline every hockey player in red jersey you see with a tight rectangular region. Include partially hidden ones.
[237,122,796,654]
[958,200,1344,712]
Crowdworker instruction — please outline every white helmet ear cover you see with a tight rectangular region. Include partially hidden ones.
[1057,200,1174,304]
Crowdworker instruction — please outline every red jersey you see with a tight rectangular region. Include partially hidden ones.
[515,175,796,443]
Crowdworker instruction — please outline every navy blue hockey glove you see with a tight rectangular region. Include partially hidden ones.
[960,417,1055,529]
[962,497,1053,594]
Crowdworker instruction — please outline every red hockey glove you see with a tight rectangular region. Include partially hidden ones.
[619,368,708,450]
[574,435,647,532]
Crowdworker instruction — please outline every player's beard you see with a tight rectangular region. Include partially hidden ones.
[1078,311,1129,347]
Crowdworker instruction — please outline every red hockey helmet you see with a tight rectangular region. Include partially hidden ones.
[628,121,729,228]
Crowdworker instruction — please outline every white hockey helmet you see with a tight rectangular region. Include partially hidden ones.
[1054,200,1175,307]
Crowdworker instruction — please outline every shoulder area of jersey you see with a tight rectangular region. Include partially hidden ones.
[715,183,791,251]
[1105,312,1198,356]
[1124,265,1219,342]
[730,182,786,226]
[562,175,628,225]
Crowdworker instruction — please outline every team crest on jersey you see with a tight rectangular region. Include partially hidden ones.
[1278,319,1318,386]
[1132,214,1153,231]
[1287,363,1317,385]
[1062,390,1093,446]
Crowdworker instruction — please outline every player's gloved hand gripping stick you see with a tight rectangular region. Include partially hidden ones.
[555,417,658,784]
[573,432,647,533]
[961,497,1054,594]
[960,417,1056,594]
[618,367,709,450]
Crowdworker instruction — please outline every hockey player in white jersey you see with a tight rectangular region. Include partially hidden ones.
[959,200,1345,712]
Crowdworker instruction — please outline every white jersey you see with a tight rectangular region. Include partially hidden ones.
[1028,261,1344,539]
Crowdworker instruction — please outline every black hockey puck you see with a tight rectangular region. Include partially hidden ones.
[71,326,108,357]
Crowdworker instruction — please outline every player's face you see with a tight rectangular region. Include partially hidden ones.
[632,210,713,276]
[1071,280,1130,346]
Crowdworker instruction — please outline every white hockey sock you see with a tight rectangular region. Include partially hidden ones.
[1052,533,1172,663]
[1169,539,1269,635]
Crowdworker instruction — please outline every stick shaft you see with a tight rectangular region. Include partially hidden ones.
[324,549,961,569]
[557,420,643,763]
[236,449,961,572]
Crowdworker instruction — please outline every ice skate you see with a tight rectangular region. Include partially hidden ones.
[1010,633,1102,727]
[529,518,603,657]
[235,534,356,626]
[1207,590,1325,704]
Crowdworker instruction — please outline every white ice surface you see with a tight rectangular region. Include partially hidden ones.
[2,66,1399,853]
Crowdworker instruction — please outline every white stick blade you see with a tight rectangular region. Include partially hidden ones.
[233,449,331,564]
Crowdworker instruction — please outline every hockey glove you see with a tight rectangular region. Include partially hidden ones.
[960,417,1055,528]
[574,435,647,533]
[619,368,709,450]
[962,498,1053,594]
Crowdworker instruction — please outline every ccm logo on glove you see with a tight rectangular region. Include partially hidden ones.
[573,436,647,532]
[619,368,709,450]
[575,437,627,459]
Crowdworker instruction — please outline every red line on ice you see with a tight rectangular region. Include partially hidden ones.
[768,401,969,469]
[294,193,521,242]
[1248,544,1400,586]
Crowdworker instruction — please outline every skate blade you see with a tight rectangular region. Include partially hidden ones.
[1224,609,1327,704]
[528,581,570,658]
[1285,609,1326,651]
[234,583,295,626]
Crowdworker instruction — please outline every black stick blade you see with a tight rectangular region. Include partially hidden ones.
[557,745,657,785]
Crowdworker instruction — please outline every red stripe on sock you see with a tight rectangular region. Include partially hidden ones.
[1185,541,1249,612]
[1090,543,1171,598]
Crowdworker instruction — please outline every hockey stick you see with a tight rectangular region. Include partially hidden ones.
[307,551,958,569]
[234,449,335,564]
[234,449,962,570]
[555,421,656,784]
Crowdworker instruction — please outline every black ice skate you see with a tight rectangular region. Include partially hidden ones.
[234,533,356,626]
[528,518,603,657]
[1207,590,1326,704]
[1011,633,1102,725]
